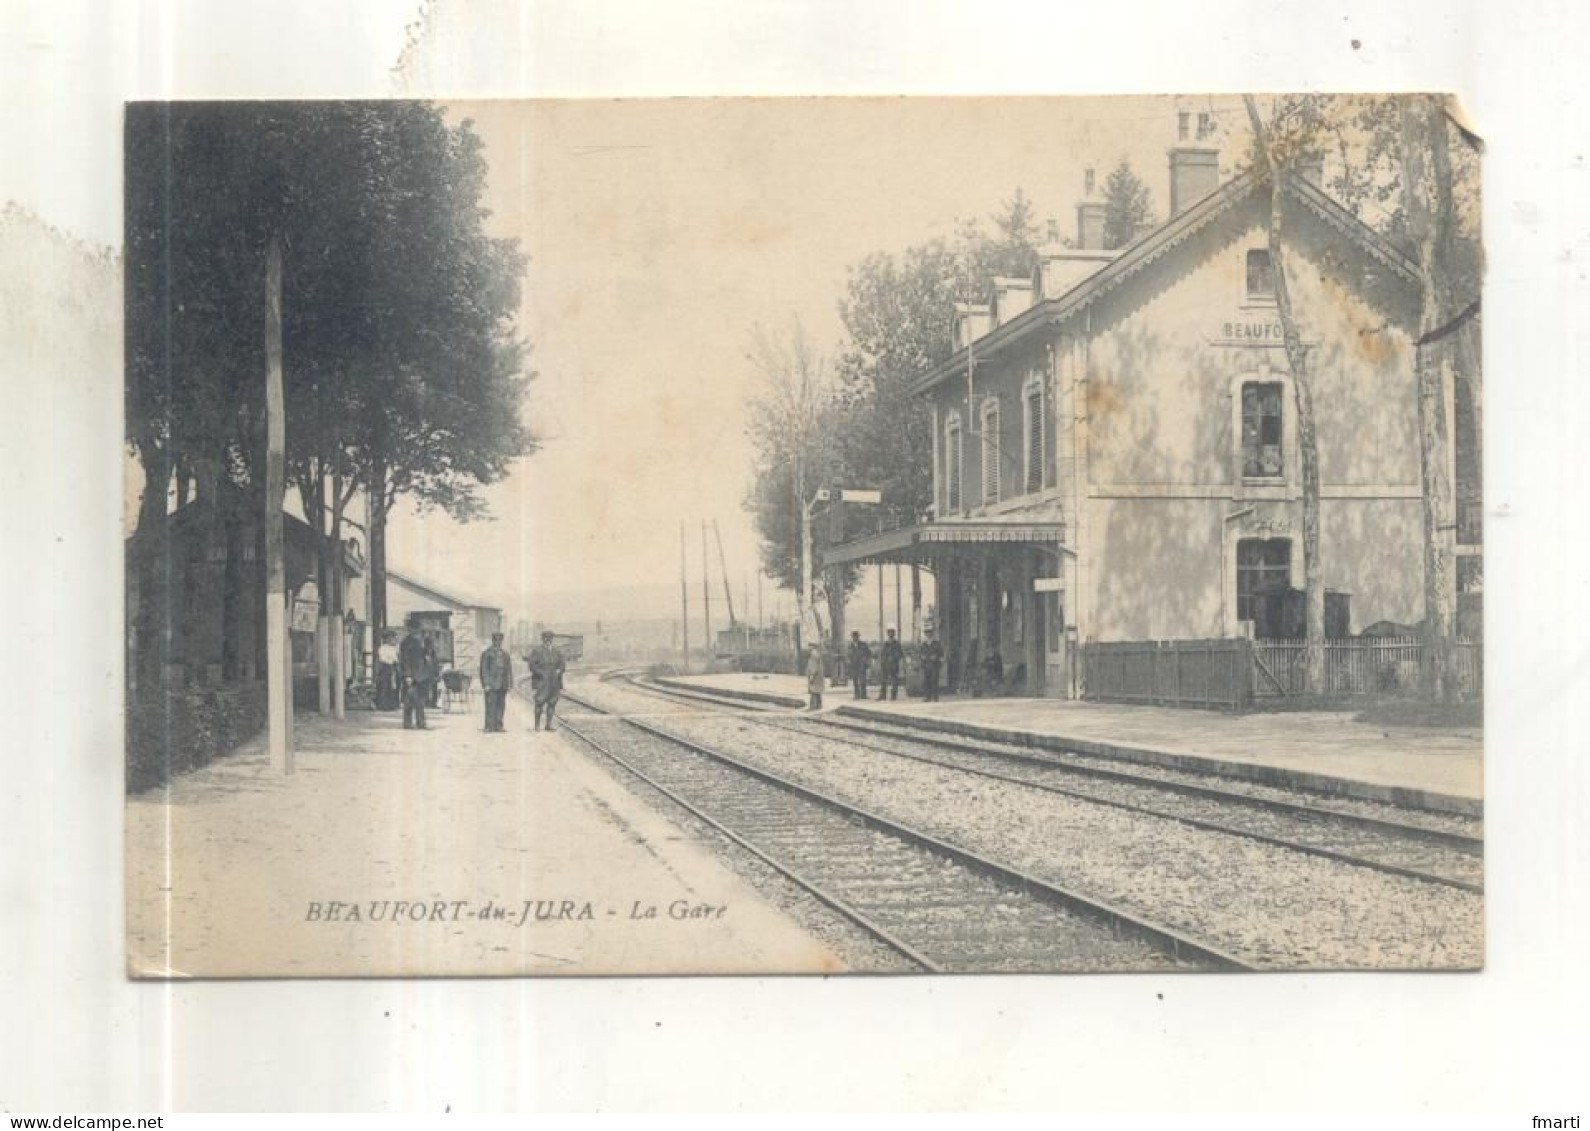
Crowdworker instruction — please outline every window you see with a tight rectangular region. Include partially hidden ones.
[1246,249,1275,301]
[1024,379,1046,495]
[1237,538,1291,638]
[981,399,1001,504]
[945,413,963,513]
[1241,382,1284,478]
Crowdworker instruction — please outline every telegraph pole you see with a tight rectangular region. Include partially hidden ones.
[264,235,292,773]
[700,521,712,662]
[679,521,690,672]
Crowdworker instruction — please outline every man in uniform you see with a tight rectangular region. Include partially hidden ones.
[847,630,872,700]
[479,631,514,733]
[920,630,945,702]
[528,630,566,731]
[877,626,903,701]
[398,622,430,730]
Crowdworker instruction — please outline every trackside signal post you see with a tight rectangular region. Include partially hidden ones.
[806,486,881,684]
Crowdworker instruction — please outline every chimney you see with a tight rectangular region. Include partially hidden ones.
[990,277,1034,326]
[953,303,993,350]
[1035,242,1119,299]
[1168,146,1220,217]
[1073,166,1107,251]
[1076,201,1107,250]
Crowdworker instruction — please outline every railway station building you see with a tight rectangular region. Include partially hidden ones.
[829,143,1480,699]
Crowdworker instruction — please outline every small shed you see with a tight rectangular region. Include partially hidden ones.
[386,570,503,672]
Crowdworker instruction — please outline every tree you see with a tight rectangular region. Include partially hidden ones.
[833,191,1054,524]
[1243,94,1329,696]
[744,321,852,648]
[1241,94,1481,700]
[125,101,536,680]
[1398,94,1473,702]
[1101,160,1156,249]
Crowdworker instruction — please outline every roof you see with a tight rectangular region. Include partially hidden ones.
[387,568,502,612]
[826,517,1074,567]
[910,171,1422,396]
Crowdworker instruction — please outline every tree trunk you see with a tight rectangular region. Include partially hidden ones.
[129,441,174,697]
[1399,94,1459,702]
[368,458,389,643]
[795,460,820,652]
[1245,96,1326,696]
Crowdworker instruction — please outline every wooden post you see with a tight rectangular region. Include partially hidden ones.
[264,234,292,773]
[315,613,331,714]
[330,472,346,719]
[679,521,690,673]
[877,565,885,641]
[700,522,713,663]
[827,490,845,683]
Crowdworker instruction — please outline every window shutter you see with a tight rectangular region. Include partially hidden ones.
[982,402,1000,503]
[1026,386,1044,494]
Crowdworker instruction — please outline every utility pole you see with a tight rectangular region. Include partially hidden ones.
[700,521,712,662]
[264,234,292,774]
[679,521,690,672]
[895,562,903,641]
[877,564,885,641]
[827,488,845,684]
[713,519,736,627]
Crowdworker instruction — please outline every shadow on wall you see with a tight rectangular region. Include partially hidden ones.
[1094,498,1224,641]
[1322,499,1425,630]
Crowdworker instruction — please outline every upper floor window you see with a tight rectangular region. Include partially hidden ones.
[944,412,963,514]
[981,398,1001,504]
[1241,381,1284,478]
[1246,249,1275,301]
[1023,377,1046,495]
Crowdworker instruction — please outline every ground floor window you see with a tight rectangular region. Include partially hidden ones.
[1237,538,1292,638]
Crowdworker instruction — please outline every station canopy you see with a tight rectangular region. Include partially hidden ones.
[825,518,1073,568]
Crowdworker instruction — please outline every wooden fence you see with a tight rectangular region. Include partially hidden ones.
[1083,638,1254,710]
[1251,636,1483,698]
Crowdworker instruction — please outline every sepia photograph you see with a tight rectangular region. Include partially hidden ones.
[121,93,1484,979]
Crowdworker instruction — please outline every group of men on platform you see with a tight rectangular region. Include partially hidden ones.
[376,624,566,733]
[804,627,945,711]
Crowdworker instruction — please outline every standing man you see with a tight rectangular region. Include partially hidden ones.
[422,632,441,709]
[920,630,944,702]
[398,622,429,730]
[805,642,825,711]
[376,630,400,710]
[528,630,566,731]
[877,626,903,701]
[847,630,872,700]
[479,631,514,733]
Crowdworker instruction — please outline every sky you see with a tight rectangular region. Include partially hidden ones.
[384,95,1255,621]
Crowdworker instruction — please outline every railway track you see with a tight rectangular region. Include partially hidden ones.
[558,689,1244,974]
[600,671,1483,895]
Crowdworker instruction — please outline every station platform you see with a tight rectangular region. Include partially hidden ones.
[660,672,1484,816]
[126,692,843,977]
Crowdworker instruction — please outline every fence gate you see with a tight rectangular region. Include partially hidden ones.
[1083,638,1253,710]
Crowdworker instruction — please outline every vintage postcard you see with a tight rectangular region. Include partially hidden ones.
[122,95,1483,978]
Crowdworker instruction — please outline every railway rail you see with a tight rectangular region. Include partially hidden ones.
[557,688,1245,974]
[601,671,1483,895]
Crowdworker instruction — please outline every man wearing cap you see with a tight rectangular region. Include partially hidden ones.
[847,630,872,700]
[479,631,514,733]
[920,630,945,702]
[528,630,567,731]
[877,626,903,701]
[398,622,430,730]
